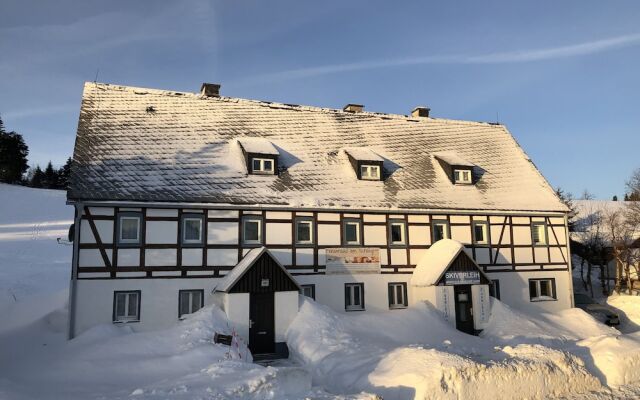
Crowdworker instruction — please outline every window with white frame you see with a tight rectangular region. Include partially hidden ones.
[179,290,204,318]
[529,278,556,301]
[182,215,204,245]
[388,282,408,309]
[432,220,449,242]
[389,220,406,245]
[343,219,361,245]
[453,169,472,184]
[473,221,489,245]
[300,284,315,300]
[295,219,314,245]
[242,216,263,244]
[345,283,364,311]
[251,157,274,174]
[118,213,141,245]
[113,291,140,322]
[360,164,381,180]
[531,222,547,245]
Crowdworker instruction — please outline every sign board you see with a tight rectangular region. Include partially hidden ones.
[435,286,455,326]
[471,284,491,329]
[444,271,480,285]
[325,248,380,274]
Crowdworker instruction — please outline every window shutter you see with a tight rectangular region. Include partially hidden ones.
[529,280,537,299]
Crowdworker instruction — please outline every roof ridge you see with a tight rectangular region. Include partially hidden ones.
[84,81,503,128]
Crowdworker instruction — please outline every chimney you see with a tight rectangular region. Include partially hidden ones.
[343,104,364,113]
[411,106,430,118]
[200,83,221,97]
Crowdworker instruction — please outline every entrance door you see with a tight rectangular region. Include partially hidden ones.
[454,285,474,334]
[249,292,275,354]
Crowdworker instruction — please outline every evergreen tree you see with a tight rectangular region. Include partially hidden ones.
[30,165,44,187]
[625,194,630,201]
[58,157,73,189]
[43,161,58,189]
[555,187,577,231]
[0,115,29,184]
[612,195,618,201]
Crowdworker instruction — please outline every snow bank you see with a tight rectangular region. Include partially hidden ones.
[287,299,603,400]
[577,333,640,387]
[607,295,640,333]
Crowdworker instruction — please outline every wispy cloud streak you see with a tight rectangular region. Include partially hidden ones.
[248,33,640,82]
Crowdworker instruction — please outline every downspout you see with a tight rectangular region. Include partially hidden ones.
[564,214,575,308]
[67,202,82,339]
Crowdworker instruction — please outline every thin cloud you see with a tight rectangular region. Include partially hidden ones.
[245,33,640,83]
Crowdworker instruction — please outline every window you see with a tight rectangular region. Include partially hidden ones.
[343,219,361,245]
[251,157,274,174]
[113,291,140,322]
[300,284,315,300]
[389,220,406,245]
[360,164,381,180]
[295,219,314,245]
[489,280,501,300]
[531,222,547,245]
[242,216,262,245]
[432,220,449,242]
[179,290,204,318]
[182,214,204,245]
[453,169,472,184]
[345,283,365,311]
[473,221,489,245]
[529,278,556,301]
[117,213,141,245]
[388,282,408,309]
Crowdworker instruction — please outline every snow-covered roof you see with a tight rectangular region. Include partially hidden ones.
[214,247,300,292]
[344,147,384,162]
[237,137,280,156]
[572,200,640,244]
[410,239,490,287]
[434,152,475,168]
[69,82,568,213]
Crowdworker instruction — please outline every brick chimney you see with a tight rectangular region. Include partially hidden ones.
[200,83,221,97]
[411,106,430,118]
[343,104,364,113]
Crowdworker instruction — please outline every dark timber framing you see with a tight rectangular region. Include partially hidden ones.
[75,205,570,279]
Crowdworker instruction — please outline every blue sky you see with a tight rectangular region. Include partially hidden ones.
[1,1,639,199]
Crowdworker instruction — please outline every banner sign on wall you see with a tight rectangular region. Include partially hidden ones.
[444,271,480,285]
[325,248,380,274]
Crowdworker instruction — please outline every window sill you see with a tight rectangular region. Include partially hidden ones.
[389,243,407,247]
[345,308,366,312]
[113,320,140,324]
[530,297,557,302]
[389,305,407,310]
[295,242,315,247]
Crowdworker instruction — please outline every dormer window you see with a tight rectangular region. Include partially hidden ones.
[252,158,274,174]
[453,168,472,184]
[434,152,477,185]
[360,164,380,180]
[344,147,384,181]
[237,137,280,176]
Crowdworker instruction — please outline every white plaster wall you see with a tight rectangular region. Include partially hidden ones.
[147,208,178,217]
[550,247,566,263]
[514,247,534,264]
[534,247,549,263]
[269,248,292,266]
[79,249,112,267]
[117,249,140,267]
[363,214,386,223]
[450,225,472,244]
[512,226,532,245]
[450,215,470,224]
[390,248,407,265]
[408,215,429,223]
[492,248,512,264]
[145,249,177,266]
[146,221,178,244]
[410,248,426,265]
[275,291,299,342]
[486,270,572,313]
[73,278,221,335]
[295,274,412,313]
[207,249,238,266]
[317,224,340,246]
[80,220,114,244]
[87,207,114,216]
[208,210,239,218]
[208,222,238,245]
[266,211,291,219]
[363,225,387,246]
[225,292,250,344]
[475,247,491,264]
[490,224,510,245]
[408,225,430,245]
[295,248,314,265]
[317,213,340,221]
[266,223,292,245]
[182,249,203,266]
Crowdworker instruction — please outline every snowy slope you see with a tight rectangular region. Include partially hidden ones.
[0,183,73,331]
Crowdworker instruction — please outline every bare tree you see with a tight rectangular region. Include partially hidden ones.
[573,200,608,297]
[602,205,640,294]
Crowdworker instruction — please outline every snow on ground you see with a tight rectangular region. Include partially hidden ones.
[607,295,640,332]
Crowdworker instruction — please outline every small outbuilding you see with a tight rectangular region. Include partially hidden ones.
[213,247,300,357]
[411,239,492,334]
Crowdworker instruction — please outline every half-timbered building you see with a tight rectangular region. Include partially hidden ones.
[67,82,574,354]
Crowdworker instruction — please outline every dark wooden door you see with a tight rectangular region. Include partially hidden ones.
[249,292,275,354]
[454,285,474,334]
